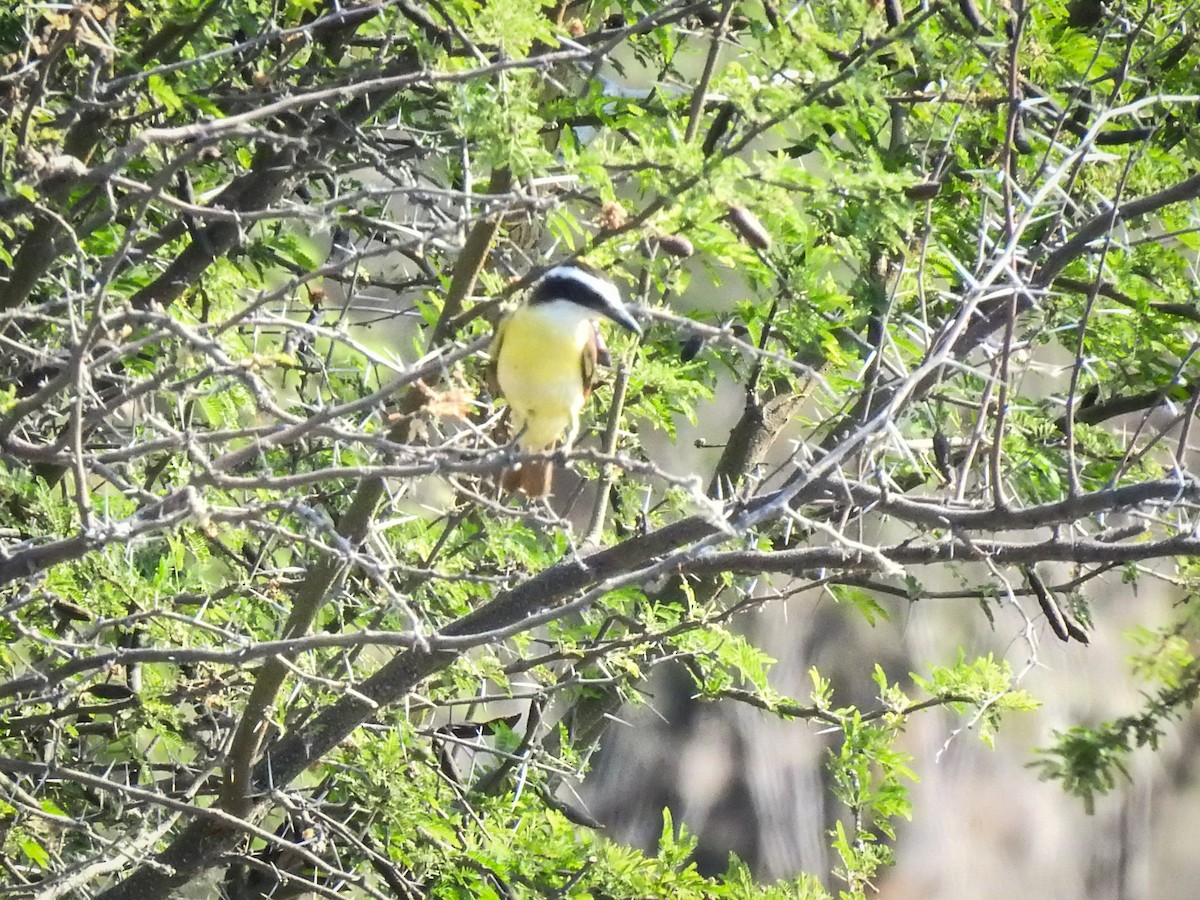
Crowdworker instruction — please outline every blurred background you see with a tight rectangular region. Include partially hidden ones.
[580,553,1199,898]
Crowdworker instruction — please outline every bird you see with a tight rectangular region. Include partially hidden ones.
[489,263,642,497]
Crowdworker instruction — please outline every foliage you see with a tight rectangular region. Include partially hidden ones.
[1,0,1200,897]
[1031,617,1200,814]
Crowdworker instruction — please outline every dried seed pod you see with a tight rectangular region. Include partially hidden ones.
[1067,0,1106,28]
[1012,113,1033,153]
[931,430,953,481]
[1159,34,1195,73]
[658,233,695,259]
[439,713,521,738]
[957,0,992,33]
[884,0,904,28]
[1095,126,1154,146]
[1065,620,1090,645]
[1064,103,1091,138]
[52,598,92,623]
[680,334,706,362]
[702,101,737,157]
[892,471,927,491]
[904,180,942,201]
[726,205,771,250]
[84,683,137,701]
[1025,567,1070,643]
[1096,522,1146,543]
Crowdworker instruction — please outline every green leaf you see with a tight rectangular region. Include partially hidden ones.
[21,839,50,869]
[147,74,184,114]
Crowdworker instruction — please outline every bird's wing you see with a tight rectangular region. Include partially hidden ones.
[487,314,508,397]
[581,324,601,399]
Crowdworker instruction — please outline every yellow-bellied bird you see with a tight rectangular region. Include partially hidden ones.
[490,264,642,497]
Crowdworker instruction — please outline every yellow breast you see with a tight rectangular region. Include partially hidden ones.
[494,302,593,451]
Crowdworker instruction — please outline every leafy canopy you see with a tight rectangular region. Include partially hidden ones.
[2,1,1200,897]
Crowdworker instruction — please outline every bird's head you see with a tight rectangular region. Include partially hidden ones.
[531,264,642,337]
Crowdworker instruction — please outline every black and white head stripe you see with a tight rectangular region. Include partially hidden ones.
[531,265,624,315]
[529,264,641,334]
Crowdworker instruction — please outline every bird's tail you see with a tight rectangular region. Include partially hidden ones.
[502,458,553,497]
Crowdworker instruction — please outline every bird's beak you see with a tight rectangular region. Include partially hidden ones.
[602,301,642,337]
